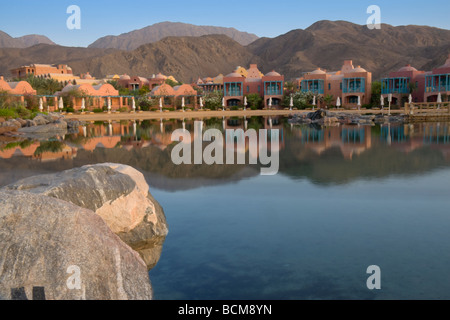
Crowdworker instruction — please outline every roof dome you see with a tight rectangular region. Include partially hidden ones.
[265,70,281,77]
[398,64,418,72]
[155,73,167,80]
[351,66,367,73]
[226,72,243,78]
[310,68,326,75]
[120,74,130,80]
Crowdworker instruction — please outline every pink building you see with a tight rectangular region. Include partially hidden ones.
[297,60,372,107]
[381,65,426,104]
[223,64,284,108]
[381,54,450,104]
[424,54,450,102]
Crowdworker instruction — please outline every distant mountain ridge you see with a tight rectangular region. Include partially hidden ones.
[0,31,55,48]
[88,21,260,50]
[0,21,449,83]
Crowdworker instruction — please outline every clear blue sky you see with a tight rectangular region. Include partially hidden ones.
[0,0,449,47]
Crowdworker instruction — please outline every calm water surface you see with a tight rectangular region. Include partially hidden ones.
[1,116,449,299]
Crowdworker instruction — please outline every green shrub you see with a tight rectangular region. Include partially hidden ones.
[0,108,17,118]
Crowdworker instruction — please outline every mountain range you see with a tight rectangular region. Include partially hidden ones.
[0,21,449,82]
[88,21,259,50]
[0,31,55,48]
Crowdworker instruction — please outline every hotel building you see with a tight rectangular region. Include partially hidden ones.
[222,64,284,108]
[297,60,372,107]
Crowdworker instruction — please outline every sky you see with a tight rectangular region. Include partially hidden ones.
[0,0,449,47]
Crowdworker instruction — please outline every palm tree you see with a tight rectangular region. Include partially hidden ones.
[284,81,295,95]
[323,94,334,109]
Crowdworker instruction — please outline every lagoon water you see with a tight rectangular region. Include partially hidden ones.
[1,116,450,299]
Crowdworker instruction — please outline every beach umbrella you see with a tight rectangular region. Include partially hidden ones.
[132,97,136,112]
[222,97,226,110]
[312,95,316,111]
[107,97,111,112]
[336,97,341,108]
[437,93,442,110]
[244,96,248,110]
[81,98,85,112]
[290,95,294,110]
[159,97,163,112]
[380,95,384,107]
[268,97,273,109]
[59,97,64,111]
[182,97,185,112]
[199,97,203,109]
[357,96,361,110]
[39,98,43,112]
[408,94,413,104]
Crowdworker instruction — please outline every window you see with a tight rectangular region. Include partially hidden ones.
[328,83,331,90]
[340,83,342,90]
[258,85,260,93]
[247,86,249,93]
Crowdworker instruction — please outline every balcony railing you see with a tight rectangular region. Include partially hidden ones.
[425,85,450,93]
[265,89,282,95]
[225,90,243,97]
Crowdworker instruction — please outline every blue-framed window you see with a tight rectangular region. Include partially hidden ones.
[425,74,450,93]
[343,78,365,93]
[224,82,243,96]
[264,81,283,95]
[301,79,324,94]
[381,77,410,94]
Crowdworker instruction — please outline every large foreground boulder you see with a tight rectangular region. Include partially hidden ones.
[0,190,152,300]
[4,163,169,270]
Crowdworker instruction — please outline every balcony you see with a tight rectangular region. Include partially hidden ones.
[264,81,283,96]
[224,82,243,97]
[343,78,365,94]
[381,77,410,94]
[301,80,324,95]
[425,74,450,93]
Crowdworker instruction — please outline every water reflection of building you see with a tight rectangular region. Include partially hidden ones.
[297,125,372,159]
[0,141,77,161]
[380,123,450,160]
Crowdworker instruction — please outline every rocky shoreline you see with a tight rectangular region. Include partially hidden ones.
[0,163,169,300]
[0,113,84,139]
[289,109,405,127]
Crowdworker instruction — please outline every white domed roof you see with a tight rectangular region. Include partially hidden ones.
[310,68,326,75]
[398,65,418,72]
[351,66,367,73]
[265,70,281,77]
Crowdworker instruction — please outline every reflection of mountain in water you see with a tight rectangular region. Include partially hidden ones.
[0,118,449,189]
